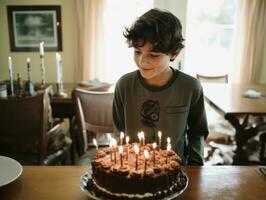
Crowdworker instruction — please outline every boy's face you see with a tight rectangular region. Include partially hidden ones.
[134,42,177,85]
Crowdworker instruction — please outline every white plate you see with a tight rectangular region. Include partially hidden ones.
[0,156,23,187]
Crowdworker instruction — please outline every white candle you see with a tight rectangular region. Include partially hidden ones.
[138,132,141,146]
[141,131,145,146]
[126,136,129,160]
[120,131,124,146]
[8,56,13,80]
[134,144,139,170]
[167,137,171,144]
[119,146,123,167]
[144,150,149,172]
[125,136,129,144]
[56,53,61,83]
[26,58,31,80]
[166,143,171,164]
[39,42,44,56]
[93,138,98,151]
[158,131,162,150]
[152,142,157,166]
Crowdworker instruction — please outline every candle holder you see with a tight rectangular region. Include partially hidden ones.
[53,82,67,97]
[9,80,15,98]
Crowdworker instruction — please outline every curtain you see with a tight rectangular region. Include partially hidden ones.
[75,0,104,81]
[233,0,266,84]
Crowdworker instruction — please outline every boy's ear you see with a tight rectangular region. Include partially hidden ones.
[170,49,181,62]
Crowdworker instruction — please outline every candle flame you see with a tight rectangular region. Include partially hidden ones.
[138,132,141,140]
[134,144,139,154]
[167,143,171,151]
[152,142,157,149]
[27,58,30,63]
[167,137,171,144]
[144,149,149,158]
[158,131,162,138]
[140,131,144,139]
[120,131,124,139]
[118,146,123,154]
[126,136,129,144]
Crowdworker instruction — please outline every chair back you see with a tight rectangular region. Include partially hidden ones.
[196,74,228,83]
[72,87,114,155]
[0,90,50,164]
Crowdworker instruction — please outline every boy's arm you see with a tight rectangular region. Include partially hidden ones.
[187,84,209,165]
[112,83,125,133]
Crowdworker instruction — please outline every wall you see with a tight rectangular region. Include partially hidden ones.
[260,39,266,84]
[0,0,77,83]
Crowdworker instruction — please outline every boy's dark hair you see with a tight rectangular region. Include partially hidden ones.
[124,8,184,54]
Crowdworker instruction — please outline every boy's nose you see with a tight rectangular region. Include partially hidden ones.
[139,55,149,66]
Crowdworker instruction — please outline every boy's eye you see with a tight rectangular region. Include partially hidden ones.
[134,50,141,54]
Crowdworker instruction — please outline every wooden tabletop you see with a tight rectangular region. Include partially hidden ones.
[0,166,265,200]
[202,83,266,116]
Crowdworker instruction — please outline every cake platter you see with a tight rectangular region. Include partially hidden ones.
[80,171,189,200]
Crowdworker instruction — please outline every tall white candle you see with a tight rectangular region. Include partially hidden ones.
[158,131,162,150]
[39,42,44,56]
[8,56,13,80]
[56,53,61,83]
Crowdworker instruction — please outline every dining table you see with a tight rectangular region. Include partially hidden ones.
[202,83,266,165]
[0,166,265,200]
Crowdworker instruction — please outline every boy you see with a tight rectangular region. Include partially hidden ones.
[113,8,208,165]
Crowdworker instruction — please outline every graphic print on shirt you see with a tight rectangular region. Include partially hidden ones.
[141,100,160,138]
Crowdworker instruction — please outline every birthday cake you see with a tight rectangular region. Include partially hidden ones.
[85,142,188,199]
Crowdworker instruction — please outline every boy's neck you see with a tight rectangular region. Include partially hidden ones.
[144,67,173,87]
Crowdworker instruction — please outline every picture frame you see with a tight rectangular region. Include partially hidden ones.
[7,5,62,52]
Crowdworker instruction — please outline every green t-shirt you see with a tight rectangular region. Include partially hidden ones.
[113,67,209,165]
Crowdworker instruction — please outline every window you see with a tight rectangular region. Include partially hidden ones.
[184,0,236,77]
[102,0,153,83]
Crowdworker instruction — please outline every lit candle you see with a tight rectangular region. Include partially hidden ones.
[119,146,123,167]
[27,58,31,81]
[39,41,44,56]
[167,137,171,144]
[152,142,157,167]
[134,144,139,170]
[166,143,171,164]
[39,41,45,86]
[138,132,141,146]
[141,131,145,146]
[144,149,149,173]
[8,56,14,95]
[126,136,129,161]
[56,53,61,83]
[158,131,162,150]
[93,138,98,157]
[120,131,124,146]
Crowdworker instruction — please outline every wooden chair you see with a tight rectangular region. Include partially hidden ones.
[72,88,114,156]
[0,90,69,165]
[196,74,228,83]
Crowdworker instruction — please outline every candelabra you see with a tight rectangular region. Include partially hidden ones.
[53,82,67,97]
